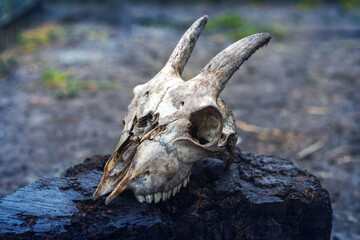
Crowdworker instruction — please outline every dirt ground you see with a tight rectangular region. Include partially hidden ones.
[0,2,359,239]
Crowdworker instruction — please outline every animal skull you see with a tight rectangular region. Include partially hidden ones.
[93,16,271,205]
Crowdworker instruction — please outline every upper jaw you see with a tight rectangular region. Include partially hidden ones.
[95,138,193,205]
[132,172,191,204]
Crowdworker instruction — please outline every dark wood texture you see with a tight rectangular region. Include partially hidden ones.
[0,149,332,240]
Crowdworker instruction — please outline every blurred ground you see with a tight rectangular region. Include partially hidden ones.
[0,2,359,239]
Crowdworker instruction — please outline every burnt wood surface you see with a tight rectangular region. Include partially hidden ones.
[0,148,332,240]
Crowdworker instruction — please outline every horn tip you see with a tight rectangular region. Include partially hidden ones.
[197,15,208,27]
[257,32,272,44]
[246,32,271,49]
[201,15,208,21]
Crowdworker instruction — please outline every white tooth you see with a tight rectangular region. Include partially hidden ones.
[145,194,153,203]
[172,187,177,197]
[154,192,162,203]
[177,183,182,193]
[183,177,189,187]
[136,195,145,203]
[167,190,172,199]
[162,191,168,201]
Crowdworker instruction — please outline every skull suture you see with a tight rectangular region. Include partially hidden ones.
[93,16,271,205]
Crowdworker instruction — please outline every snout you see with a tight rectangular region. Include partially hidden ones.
[103,140,192,204]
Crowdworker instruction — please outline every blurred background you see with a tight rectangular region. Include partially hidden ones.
[0,0,359,239]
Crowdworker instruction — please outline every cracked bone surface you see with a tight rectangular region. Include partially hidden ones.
[93,15,271,204]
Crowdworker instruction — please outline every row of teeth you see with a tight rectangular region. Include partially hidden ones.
[135,174,190,204]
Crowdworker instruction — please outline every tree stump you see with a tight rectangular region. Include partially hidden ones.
[0,148,332,240]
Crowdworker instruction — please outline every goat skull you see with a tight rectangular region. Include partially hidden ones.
[93,16,271,205]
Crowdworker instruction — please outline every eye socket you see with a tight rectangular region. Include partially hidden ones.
[189,107,222,144]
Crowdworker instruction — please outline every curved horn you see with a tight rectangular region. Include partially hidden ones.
[196,32,271,97]
[164,15,208,77]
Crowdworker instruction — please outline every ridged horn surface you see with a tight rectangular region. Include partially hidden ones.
[195,33,271,97]
[163,15,208,76]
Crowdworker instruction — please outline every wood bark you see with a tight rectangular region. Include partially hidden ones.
[0,148,332,240]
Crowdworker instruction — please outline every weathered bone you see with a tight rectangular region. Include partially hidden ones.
[94,15,271,205]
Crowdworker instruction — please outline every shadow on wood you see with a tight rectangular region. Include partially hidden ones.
[0,148,332,240]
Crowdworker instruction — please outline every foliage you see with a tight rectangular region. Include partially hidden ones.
[41,69,77,97]
[41,68,122,98]
[206,12,289,40]
[20,23,65,52]
[340,0,360,10]
[297,0,360,10]
[297,0,324,9]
